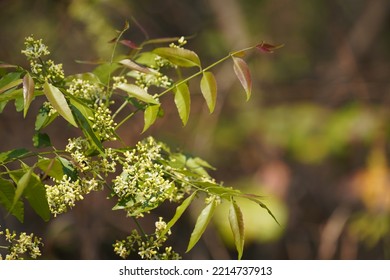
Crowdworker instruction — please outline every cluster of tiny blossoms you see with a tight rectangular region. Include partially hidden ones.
[169,36,187,48]
[113,217,180,260]
[134,71,172,91]
[113,137,184,217]
[0,228,42,260]
[67,78,104,102]
[88,103,117,142]
[46,138,118,216]
[45,174,84,217]
[21,36,64,85]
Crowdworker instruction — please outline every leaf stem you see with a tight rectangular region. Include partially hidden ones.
[156,45,256,98]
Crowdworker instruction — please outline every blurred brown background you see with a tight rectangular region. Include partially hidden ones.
[1,0,390,259]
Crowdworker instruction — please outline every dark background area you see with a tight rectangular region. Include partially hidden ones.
[1,0,390,259]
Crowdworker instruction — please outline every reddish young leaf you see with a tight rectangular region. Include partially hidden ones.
[232,56,252,101]
[256,42,284,53]
[120,40,140,49]
[119,59,153,74]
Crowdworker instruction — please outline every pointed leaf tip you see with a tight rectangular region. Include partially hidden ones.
[200,71,217,113]
[232,57,252,101]
[117,83,160,104]
[174,83,191,126]
[153,47,201,68]
[43,82,77,127]
[256,42,284,53]
[23,73,34,117]
[186,197,217,252]
[229,200,245,259]
[142,104,160,133]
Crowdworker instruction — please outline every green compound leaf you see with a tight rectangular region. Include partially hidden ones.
[10,167,33,214]
[0,178,24,222]
[229,199,245,260]
[153,47,201,68]
[200,71,217,113]
[22,72,34,117]
[232,56,252,101]
[174,83,191,126]
[6,169,50,222]
[186,196,217,252]
[0,72,22,95]
[37,157,64,181]
[161,191,197,237]
[43,81,77,127]
[242,194,280,226]
[69,99,104,154]
[142,104,160,133]
[23,172,50,221]
[117,83,160,104]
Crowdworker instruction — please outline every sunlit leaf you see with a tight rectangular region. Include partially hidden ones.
[11,167,33,213]
[93,62,120,85]
[0,178,24,222]
[229,199,245,259]
[244,195,280,226]
[0,79,22,94]
[0,72,22,94]
[119,59,153,74]
[22,72,34,117]
[37,157,64,181]
[186,196,217,252]
[232,56,252,101]
[70,99,104,153]
[161,191,197,237]
[174,83,191,126]
[142,104,160,133]
[43,82,77,127]
[14,96,24,112]
[23,172,50,221]
[153,47,201,68]
[200,71,217,113]
[117,83,160,104]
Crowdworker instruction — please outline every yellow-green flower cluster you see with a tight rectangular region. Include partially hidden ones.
[0,228,43,260]
[113,217,180,260]
[68,78,103,101]
[89,103,117,142]
[134,71,172,91]
[113,137,184,217]
[45,174,84,216]
[21,36,50,59]
[169,36,187,48]
[21,36,64,85]
[65,137,91,172]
